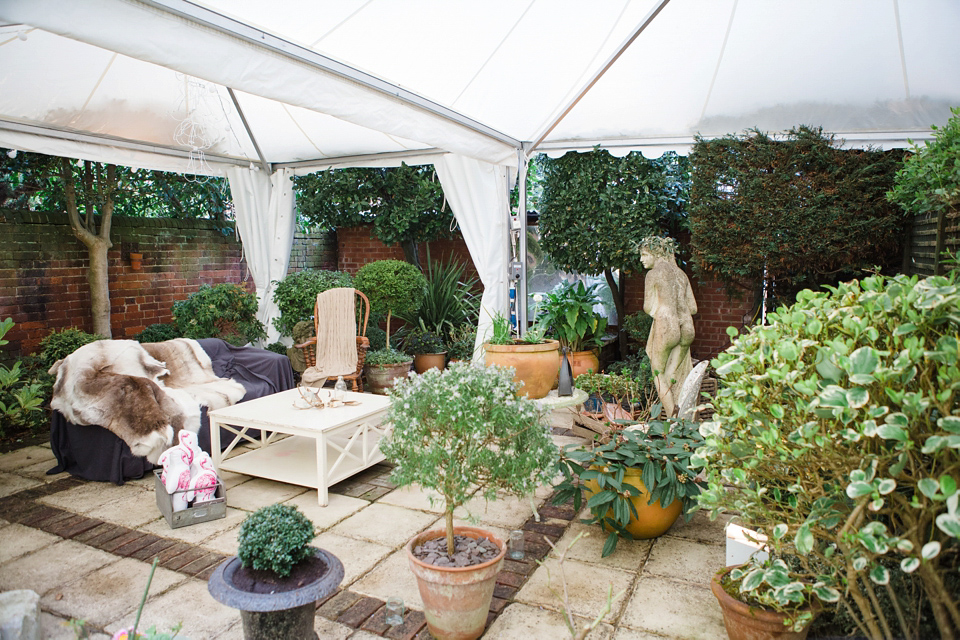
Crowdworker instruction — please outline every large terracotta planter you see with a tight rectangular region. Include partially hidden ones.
[711,566,817,640]
[406,526,506,640]
[365,360,412,395]
[208,547,344,640]
[483,339,561,399]
[569,349,600,379]
[414,352,447,373]
[584,465,682,538]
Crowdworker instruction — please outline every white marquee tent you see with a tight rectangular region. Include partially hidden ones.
[2,0,959,347]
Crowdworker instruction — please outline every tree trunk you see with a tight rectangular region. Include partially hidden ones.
[86,237,112,337]
[605,268,626,358]
[402,240,422,270]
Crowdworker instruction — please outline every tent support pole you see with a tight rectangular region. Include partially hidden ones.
[227,88,271,173]
[527,0,672,154]
[517,151,529,335]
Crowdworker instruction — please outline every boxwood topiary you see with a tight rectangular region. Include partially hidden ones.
[237,504,316,578]
[354,260,425,349]
[37,327,104,369]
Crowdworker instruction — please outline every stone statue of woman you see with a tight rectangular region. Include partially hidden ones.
[640,236,697,418]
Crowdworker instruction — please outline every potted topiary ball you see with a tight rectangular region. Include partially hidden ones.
[207,504,343,640]
[380,363,559,639]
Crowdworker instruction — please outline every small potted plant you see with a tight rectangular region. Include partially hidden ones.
[379,363,559,639]
[535,281,608,378]
[208,504,344,639]
[403,325,447,373]
[482,311,560,399]
[573,370,654,436]
[712,552,838,640]
[445,324,477,363]
[553,408,705,556]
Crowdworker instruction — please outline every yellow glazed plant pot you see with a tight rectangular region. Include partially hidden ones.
[584,465,682,538]
[483,339,560,399]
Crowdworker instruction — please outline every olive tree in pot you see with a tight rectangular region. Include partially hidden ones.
[355,260,425,393]
[208,504,343,640]
[380,363,559,640]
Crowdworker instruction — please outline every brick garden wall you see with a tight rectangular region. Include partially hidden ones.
[0,211,336,360]
[337,224,479,282]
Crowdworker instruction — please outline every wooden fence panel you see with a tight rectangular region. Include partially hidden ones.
[905,208,960,275]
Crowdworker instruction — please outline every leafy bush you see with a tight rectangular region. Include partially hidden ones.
[271,269,353,337]
[36,327,104,370]
[888,106,960,218]
[133,323,181,343]
[364,348,412,367]
[354,260,425,349]
[621,312,653,350]
[172,283,266,346]
[445,324,477,362]
[237,504,316,578]
[265,341,287,355]
[690,126,907,301]
[396,257,478,335]
[696,269,960,639]
[0,319,44,437]
[401,327,446,355]
[366,325,386,352]
[535,281,607,352]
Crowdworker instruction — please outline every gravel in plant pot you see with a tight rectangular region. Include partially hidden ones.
[379,362,558,639]
[208,503,343,640]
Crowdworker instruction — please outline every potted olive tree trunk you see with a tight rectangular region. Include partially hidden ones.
[208,504,343,639]
[380,363,559,640]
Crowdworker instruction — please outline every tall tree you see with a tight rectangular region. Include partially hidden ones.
[293,163,449,269]
[538,149,689,353]
[59,158,119,337]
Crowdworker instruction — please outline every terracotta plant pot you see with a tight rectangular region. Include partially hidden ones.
[406,526,506,640]
[128,252,143,271]
[483,339,561,399]
[208,547,344,640]
[569,349,600,380]
[414,352,447,373]
[583,465,682,538]
[365,360,412,395]
[711,566,817,640]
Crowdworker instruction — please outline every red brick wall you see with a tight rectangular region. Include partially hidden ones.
[623,271,756,361]
[0,211,250,360]
[337,224,479,283]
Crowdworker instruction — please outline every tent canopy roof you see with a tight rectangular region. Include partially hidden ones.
[1,0,958,175]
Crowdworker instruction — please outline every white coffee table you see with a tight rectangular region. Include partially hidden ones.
[207,388,392,505]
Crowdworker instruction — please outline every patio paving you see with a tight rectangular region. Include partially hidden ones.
[0,433,731,639]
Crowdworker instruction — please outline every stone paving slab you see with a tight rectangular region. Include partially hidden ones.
[618,575,726,639]
[85,491,166,529]
[484,602,613,639]
[0,539,118,595]
[0,470,42,498]
[284,490,371,531]
[0,445,56,472]
[312,531,394,586]
[140,506,247,545]
[39,481,148,513]
[221,476,308,511]
[376,484,452,513]
[663,510,732,545]
[330,502,439,547]
[40,557,187,625]
[641,536,724,588]
[350,548,425,611]
[515,556,635,624]
[456,493,544,531]
[0,522,60,563]
[40,612,111,640]
[105,577,241,639]
[550,522,654,570]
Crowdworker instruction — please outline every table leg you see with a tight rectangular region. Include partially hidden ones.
[210,418,222,473]
[317,434,329,506]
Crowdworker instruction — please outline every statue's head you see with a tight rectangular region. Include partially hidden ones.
[639,236,678,268]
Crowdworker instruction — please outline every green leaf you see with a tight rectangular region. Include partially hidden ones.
[846,482,874,499]
[846,387,869,409]
[795,523,814,555]
[773,524,788,540]
[923,436,947,454]
[894,323,917,336]
[941,475,957,497]
[939,416,960,434]
[869,565,890,585]
[778,342,799,362]
[878,479,896,495]
[918,478,940,499]
[921,541,941,560]
[849,347,879,375]
[813,584,841,603]
[935,514,960,538]
[741,569,765,592]
[877,424,907,442]
[900,557,921,573]
[601,533,618,558]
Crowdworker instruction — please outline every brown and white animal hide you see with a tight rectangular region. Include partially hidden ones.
[142,339,246,410]
[49,340,245,462]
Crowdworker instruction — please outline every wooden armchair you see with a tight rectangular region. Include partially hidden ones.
[294,289,371,392]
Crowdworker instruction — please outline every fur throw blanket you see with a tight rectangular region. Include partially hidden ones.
[49,339,245,463]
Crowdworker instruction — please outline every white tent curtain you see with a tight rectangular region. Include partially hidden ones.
[434,154,511,362]
[226,167,296,345]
